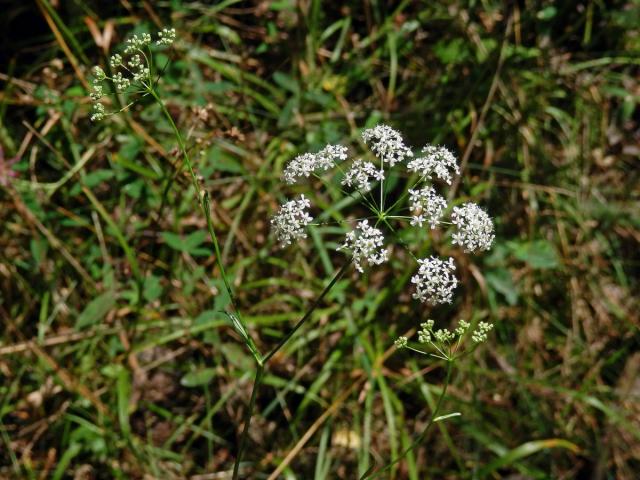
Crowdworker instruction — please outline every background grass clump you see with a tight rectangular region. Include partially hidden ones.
[0,0,639,478]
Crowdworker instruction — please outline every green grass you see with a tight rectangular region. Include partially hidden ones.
[1,0,639,478]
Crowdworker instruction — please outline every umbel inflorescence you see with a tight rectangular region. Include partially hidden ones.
[271,124,495,308]
[89,28,176,121]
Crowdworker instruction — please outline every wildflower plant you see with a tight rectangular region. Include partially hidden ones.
[89,28,176,121]
[89,30,495,477]
[272,124,495,308]
[272,125,496,477]
[88,28,262,479]
[395,319,495,362]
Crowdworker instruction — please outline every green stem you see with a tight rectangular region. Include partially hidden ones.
[263,261,349,364]
[150,89,243,322]
[361,359,454,479]
[232,262,350,477]
[232,364,264,480]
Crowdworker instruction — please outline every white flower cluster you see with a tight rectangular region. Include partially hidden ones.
[407,145,460,185]
[90,103,105,122]
[273,124,495,315]
[408,186,447,229]
[112,72,131,92]
[157,28,177,46]
[127,54,150,82]
[394,336,408,349]
[399,318,494,357]
[338,220,389,273]
[110,54,122,68]
[362,124,414,167]
[451,202,495,252]
[270,195,313,247]
[283,144,348,184]
[92,66,106,81]
[341,159,383,192]
[411,256,458,305]
[124,32,152,54]
[89,28,176,122]
[471,322,494,343]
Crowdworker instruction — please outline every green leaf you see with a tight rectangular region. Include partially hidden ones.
[537,6,557,20]
[181,368,218,387]
[161,230,208,255]
[161,232,185,251]
[273,71,299,94]
[486,269,519,306]
[509,240,560,269]
[143,275,163,302]
[434,38,469,65]
[479,438,579,478]
[220,342,254,370]
[75,290,117,330]
[183,230,208,250]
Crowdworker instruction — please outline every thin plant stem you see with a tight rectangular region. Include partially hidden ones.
[232,364,264,480]
[361,359,454,479]
[149,88,242,320]
[232,262,351,477]
[149,85,353,478]
[263,261,349,364]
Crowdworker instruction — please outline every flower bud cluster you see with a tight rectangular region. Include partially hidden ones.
[395,319,494,358]
[471,322,494,343]
[157,28,177,46]
[124,33,152,54]
[90,103,105,122]
[88,28,176,122]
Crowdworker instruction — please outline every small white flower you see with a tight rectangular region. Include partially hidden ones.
[407,145,459,185]
[471,322,493,343]
[394,336,408,349]
[92,66,106,81]
[113,72,131,92]
[362,124,413,166]
[282,144,347,184]
[124,33,151,53]
[338,220,389,273]
[110,54,122,68]
[451,202,494,252]
[434,328,455,343]
[271,195,313,247]
[128,54,142,68]
[90,103,106,122]
[418,320,434,343]
[90,84,103,102]
[157,28,177,46]
[411,256,458,305]
[408,186,447,229]
[133,65,150,82]
[341,159,383,192]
